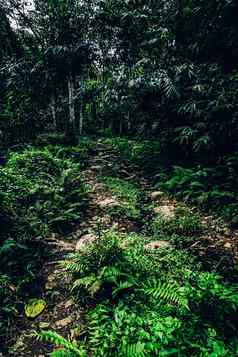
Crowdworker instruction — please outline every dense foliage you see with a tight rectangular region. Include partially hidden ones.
[41,229,238,356]
[0,141,89,347]
[1,0,238,356]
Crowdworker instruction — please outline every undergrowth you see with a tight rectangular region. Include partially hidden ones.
[0,144,89,348]
[102,138,238,227]
[152,206,205,248]
[157,164,238,225]
[100,137,162,173]
[100,176,140,219]
[43,230,238,356]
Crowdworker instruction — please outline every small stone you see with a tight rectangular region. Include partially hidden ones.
[154,205,175,219]
[64,299,74,309]
[150,191,164,200]
[53,316,74,329]
[98,198,120,209]
[144,240,172,250]
[92,183,104,191]
[75,234,96,251]
[51,240,74,252]
[100,215,111,225]
[224,242,232,249]
[55,299,74,310]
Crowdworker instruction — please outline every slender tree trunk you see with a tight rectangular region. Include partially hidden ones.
[109,117,113,133]
[68,73,76,133]
[92,99,97,126]
[127,112,131,133]
[79,75,84,135]
[119,114,123,136]
[50,92,56,129]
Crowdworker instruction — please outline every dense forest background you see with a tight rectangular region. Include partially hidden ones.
[1,1,238,356]
[1,0,238,151]
[1,0,238,220]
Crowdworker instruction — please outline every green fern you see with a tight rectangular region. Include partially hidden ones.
[60,256,87,274]
[50,349,74,357]
[112,281,135,298]
[71,265,131,297]
[120,342,146,357]
[36,330,86,356]
[99,265,127,282]
[72,275,102,296]
[142,280,189,309]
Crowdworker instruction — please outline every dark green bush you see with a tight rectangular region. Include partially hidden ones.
[0,146,88,341]
[100,137,161,172]
[0,147,88,232]
[158,165,238,225]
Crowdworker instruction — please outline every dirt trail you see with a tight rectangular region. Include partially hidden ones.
[9,140,238,356]
[9,141,147,356]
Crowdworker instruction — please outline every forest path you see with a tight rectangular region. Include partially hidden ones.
[10,139,237,356]
[10,140,153,356]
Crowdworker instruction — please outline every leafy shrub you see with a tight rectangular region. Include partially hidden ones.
[1,147,88,232]
[0,274,17,342]
[56,230,238,356]
[36,135,93,168]
[55,146,92,169]
[100,137,133,162]
[158,165,238,224]
[130,141,162,174]
[0,146,88,342]
[36,330,86,356]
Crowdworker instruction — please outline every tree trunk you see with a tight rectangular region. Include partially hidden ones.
[68,74,76,133]
[79,75,84,135]
[127,112,131,133]
[92,100,97,126]
[50,92,56,129]
[119,114,123,136]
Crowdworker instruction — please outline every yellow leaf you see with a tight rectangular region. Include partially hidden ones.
[24,298,46,318]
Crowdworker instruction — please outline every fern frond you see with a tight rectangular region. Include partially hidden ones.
[142,280,189,309]
[112,281,134,298]
[120,342,146,357]
[60,258,86,274]
[72,275,102,296]
[36,330,86,356]
[99,265,125,283]
[50,349,73,357]
[72,275,95,289]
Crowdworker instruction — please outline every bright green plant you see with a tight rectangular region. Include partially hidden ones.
[57,230,238,356]
[36,330,86,356]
